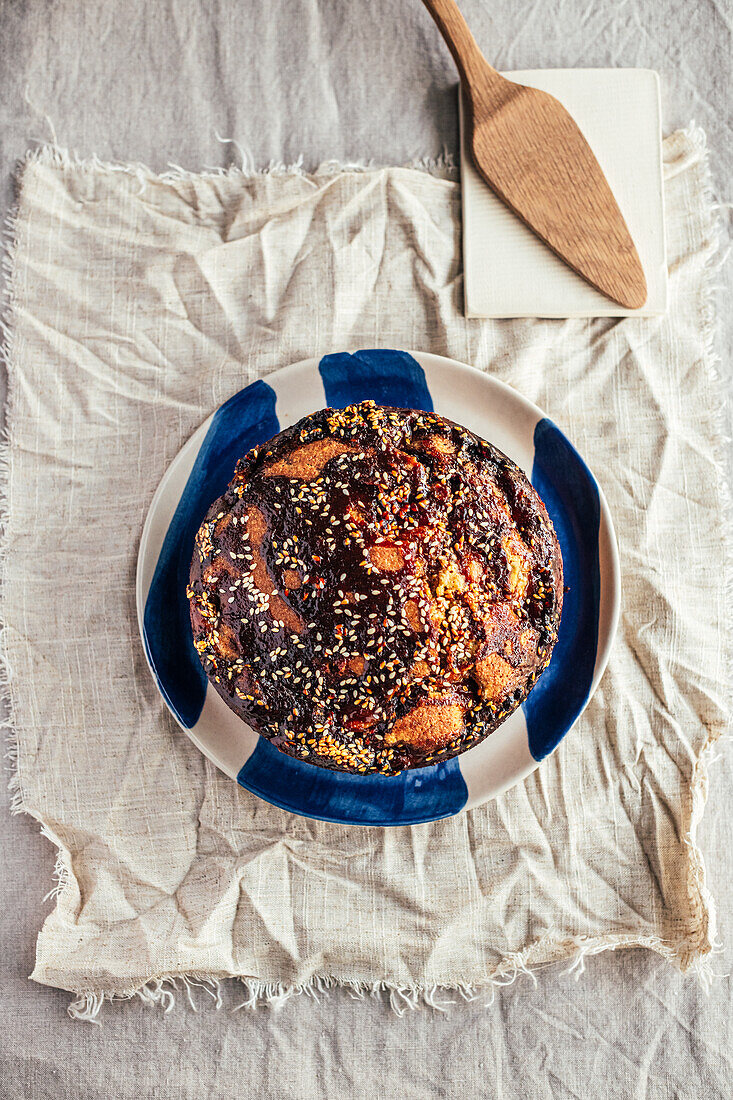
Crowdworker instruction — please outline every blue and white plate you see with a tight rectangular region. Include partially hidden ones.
[137,350,619,826]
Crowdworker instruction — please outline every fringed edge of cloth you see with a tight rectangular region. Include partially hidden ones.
[1,130,730,1022]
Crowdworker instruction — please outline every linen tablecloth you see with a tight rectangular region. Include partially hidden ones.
[1,3,731,1097]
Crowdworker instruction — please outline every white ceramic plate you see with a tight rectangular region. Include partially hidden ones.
[137,349,620,825]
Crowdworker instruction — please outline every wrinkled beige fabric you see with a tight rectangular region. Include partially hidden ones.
[3,130,728,1011]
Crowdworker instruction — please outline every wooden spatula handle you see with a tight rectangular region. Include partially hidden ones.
[420,0,502,95]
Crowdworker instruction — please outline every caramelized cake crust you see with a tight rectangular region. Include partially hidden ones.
[188,401,563,774]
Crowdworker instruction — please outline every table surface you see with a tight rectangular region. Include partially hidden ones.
[1,2,731,1097]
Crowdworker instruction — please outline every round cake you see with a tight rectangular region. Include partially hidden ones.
[188,401,563,775]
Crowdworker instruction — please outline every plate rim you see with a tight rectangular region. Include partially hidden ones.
[136,348,621,822]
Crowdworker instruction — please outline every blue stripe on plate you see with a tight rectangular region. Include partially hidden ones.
[237,739,467,826]
[319,349,434,411]
[523,418,601,760]
[142,380,280,729]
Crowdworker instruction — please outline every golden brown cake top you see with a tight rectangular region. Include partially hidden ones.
[188,401,563,774]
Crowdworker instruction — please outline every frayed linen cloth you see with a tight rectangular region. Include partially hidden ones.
[2,129,729,1020]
